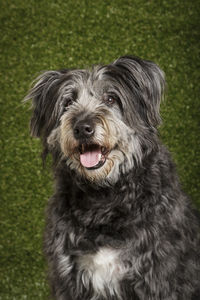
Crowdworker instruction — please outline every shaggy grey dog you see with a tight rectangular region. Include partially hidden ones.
[26,56,200,300]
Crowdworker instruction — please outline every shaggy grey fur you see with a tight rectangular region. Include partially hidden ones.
[26,56,200,300]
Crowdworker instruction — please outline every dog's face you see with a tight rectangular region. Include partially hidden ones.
[26,56,165,184]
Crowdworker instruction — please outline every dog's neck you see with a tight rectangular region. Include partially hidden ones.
[50,150,164,244]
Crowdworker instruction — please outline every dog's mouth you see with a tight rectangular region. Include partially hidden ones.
[78,144,109,170]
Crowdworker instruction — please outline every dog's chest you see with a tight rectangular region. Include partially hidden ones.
[60,247,126,298]
[77,247,126,297]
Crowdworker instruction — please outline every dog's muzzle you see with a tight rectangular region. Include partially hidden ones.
[73,120,94,140]
[73,120,109,170]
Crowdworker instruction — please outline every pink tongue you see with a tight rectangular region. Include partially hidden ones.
[80,149,102,168]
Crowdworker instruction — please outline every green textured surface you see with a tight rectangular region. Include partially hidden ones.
[0,0,199,299]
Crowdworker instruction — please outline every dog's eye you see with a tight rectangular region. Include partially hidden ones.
[107,97,115,105]
[103,94,116,106]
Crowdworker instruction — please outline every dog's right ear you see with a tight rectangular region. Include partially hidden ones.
[24,70,68,138]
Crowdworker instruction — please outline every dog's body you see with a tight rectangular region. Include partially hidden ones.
[26,56,200,300]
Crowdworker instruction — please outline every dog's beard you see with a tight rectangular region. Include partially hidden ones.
[47,106,142,185]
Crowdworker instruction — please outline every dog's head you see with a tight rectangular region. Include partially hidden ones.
[25,56,165,184]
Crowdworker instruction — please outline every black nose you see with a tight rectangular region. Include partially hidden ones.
[73,121,94,140]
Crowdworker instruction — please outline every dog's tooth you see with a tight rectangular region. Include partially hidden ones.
[101,147,105,153]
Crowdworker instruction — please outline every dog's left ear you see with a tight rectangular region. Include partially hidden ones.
[25,70,68,139]
[114,56,165,128]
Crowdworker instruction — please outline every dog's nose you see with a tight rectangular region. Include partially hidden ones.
[73,122,94,140]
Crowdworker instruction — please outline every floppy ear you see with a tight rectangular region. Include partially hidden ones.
[25,70,68,138]
[114,56,165,128]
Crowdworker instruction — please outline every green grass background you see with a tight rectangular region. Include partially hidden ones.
[0,0,199,299]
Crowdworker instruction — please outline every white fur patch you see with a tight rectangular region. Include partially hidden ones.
[77,247,126,299]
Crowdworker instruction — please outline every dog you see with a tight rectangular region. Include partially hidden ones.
[25,56,200,300]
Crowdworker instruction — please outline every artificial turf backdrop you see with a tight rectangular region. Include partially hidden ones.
[0,0,199,299]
